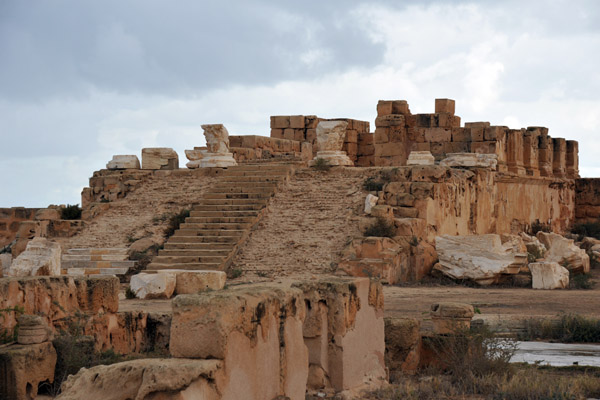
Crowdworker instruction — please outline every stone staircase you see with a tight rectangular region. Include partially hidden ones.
[62,248,136,276]
[146,164,295,271]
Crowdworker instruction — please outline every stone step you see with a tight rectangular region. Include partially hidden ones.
[219,176,287,183]
[219,170,290,177]
[62,260,136,269]
[66,267,131,276]
[211,182,279,190]
[163,242,234,250]
[195,199,269,206]
[179,223,251,231]
[188,210,260,217]
[167,235,242,244]
[62,254,128,262]
[146,262,222,271]
[158,249,231,257]
[191,204,264,212]
[66,248,129,256]
[152,255,227,264]
[173,229,246,237]
[185,216,256,223]
[203,192,273,200]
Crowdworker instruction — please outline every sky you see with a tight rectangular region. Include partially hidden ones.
[1,0,599,207]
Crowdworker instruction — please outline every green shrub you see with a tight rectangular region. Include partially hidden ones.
[364,217,397,238]
[528,220,551,235]
[164,209,190,238]
[570,273,594,289]
[125,287,137,299]
[311,158,331,171]
[572,221,600,240]
[520,314,600,342]
[363,177,385,192]
[229,268,243,279]
[60,204,82,220]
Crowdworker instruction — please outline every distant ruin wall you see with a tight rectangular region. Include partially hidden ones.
[0,208,39,247]
[575,178,600,224]
[381,166,575,241]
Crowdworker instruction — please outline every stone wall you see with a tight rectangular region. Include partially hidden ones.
[270,115,373,166]
[374,99,579,178]
[229,135,302,162]
[81,168,154,210]
[575,178,600,223]
[0,208,39,247]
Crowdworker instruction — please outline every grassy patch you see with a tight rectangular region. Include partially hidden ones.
[572,221,600,240]
[527,220,551,236]
[60,204,82,220]
[364,217,397,238]
[570,273,594,289]
[520,314,600,343]
[311,158,331,171]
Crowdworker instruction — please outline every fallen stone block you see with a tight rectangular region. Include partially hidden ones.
[529,261,569,289]
[364,194,378,214]
[536,232,589,274]
[157,269,226,294]
[9,237,61,277]
[407,151,435,166]
[439,153,498,169]
[130,272,176,299]
[106,155,140,170]
[430,302,475,334]
[0,342,57,400]
[56,358,222,400]
[141,147,179,170]
[434,234,526,285]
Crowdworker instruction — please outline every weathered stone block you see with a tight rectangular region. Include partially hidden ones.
[289,115,305,129]
[106,155,140,170]
[157,270,226,294]
[435,98,455,115]
[377,100,393,116]
[130,272,176,299]
[0,342,57,400]
[271,115,290,129]
[529,262,569,289]
[425,128,451,142]
[141,148,179,170]
[9,237,61,277]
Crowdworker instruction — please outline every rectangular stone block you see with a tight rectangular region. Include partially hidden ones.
[306,128,317,143]
[345,129,358,143]
[305,115,320,129]
[566,140,579,179]
[484,126,507,141]
[444,141,470,153]
[375,115,405,128]
[141,148,179,170]
[451,127,470,142]
[283,128,295,141]
[435,113,453,128]
[289,115,305,129]
[453,115,461,128]
[392,100,410,115]
[271,116,290,129]
[377,100,393,116]
[294,129,305,142]
[435,98,455,115]
[425,128,451,142]
[374,128,390,144]
[410,142,431,152]
[416,114,433,128]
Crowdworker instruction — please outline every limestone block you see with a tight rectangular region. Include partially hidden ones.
[185,149,204,161]
[17,314,49,345]
[130,272,176,299]
[439,153,498,169]
[430,302,474,334]
[294,278,386,395]
[157,270,226,294]
[364,194,378,214]
[170,283,308,400]
[106,155,140,170]
[199,124,237,168]
[141,148,179,170]
[57,358,222,400]
[271,115,290,129]
[338,238,408,284]
[434,234,526,285]
[377,100,393,116]
[536,232,590,274]
[9,237,61,277]
[435,98,455,115]
[392,100,410,114]
[529,262,569,289]
[34,208,61,221]
[407,151,434,166]
[0,342,57,400]
[384,317,421,374]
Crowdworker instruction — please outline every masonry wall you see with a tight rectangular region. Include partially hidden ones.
[0,208,39,247]
[575,178,600,223]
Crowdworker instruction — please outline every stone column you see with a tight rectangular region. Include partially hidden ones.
[506,129,525,175]
[566,140,580,179]
[552,138,567,178]
[309,120,354,166]
[196,124,237,168]
[523,127,541,177]
[538,131,553,177]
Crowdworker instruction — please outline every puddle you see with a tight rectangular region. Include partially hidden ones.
[512,341,600,367]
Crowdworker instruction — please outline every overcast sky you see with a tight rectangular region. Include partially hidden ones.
[1,0,599,207]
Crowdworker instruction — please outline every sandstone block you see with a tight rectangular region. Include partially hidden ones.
[377,100,393,116]
[394,218,426,237]
[34,208,61,221]
[283,128,295,141]
[0,342,57,400]
[484,126,507,141]
[385,317,420,374]
[9,237,61,277]
[451,127,470,142]
[271,128,284,139]
[141,148,179,170]
[425,128,451,142]
[0,253,11,276]
[430,302,474,334]
[271,115,290,129]
[289,115,305,129]
[375,114,405,128]
[130,272,176,299]
[392,100,410,114]
[407,151,434,166]
[158,270,226,294]
[106,155,140,170]
[439,153,498,169]
[435,98,455,115]
[529,262,569,289]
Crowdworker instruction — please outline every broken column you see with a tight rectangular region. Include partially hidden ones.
[309,120,354,166]
[552,138,567,178]
[197,124,238,168]
[566,140,580,179]
[523,127,542,177]
[141,148,179,170]
[506,129,526,175]
[538,131,554,177]
[8,237,61,277]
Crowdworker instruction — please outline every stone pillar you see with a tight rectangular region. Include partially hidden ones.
[538,131,554,177]
[483,126,508,172]
[566,140,580,179]
[196,124,237,168]
[309,120,354,166]
[523,127,541,177]
[506,129,525,175]
[552,138,567,178]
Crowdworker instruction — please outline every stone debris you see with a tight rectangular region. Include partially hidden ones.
[0,253,11,276]
[106,155,140,170]
[407,151,435,166]
[520,232,547,259]
[430,302,475,334]
[309,120,354,167]
[434,234,526,285]
[129,272,176,299]
[439,153,498,169]
[57,358,223,400]
[141,147,179,170]
[184,148,205,169]
[536,231,590,274]
[8,237,61,277]
[364,194,378,214]
[157,269,226,294]
[0,341,57,400]
[529,261,569,289]
[197,124,238,168]
[17,314,49,345]
[338,237,408,284]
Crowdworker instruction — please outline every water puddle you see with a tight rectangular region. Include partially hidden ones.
[512,341,600,367]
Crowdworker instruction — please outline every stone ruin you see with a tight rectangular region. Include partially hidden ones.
[0,97,599,399]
